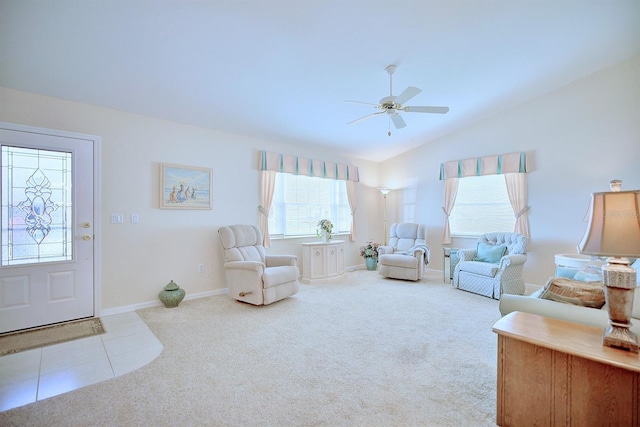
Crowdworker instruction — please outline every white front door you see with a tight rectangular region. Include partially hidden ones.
[0,123,98,333]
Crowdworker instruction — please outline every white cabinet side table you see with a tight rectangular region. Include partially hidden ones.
[301,240,345,284]
[554,253,592,278]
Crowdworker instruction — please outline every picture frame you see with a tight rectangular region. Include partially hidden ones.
[160,163,212,209]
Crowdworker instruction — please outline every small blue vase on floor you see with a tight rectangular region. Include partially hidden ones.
[365,257,377,271]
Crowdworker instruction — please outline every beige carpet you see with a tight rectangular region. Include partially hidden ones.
[0,270,501,426]
[0,318,105,357]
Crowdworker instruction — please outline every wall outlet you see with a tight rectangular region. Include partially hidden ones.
[131,213,139,224]
[198,264,204,273]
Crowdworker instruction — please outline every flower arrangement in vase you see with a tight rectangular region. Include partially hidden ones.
[317,219,333,242]
[359,240,380,270]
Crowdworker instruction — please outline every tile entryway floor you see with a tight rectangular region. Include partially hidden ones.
[0,311,162,412]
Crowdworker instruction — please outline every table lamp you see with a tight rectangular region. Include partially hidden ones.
[578,184,640,352]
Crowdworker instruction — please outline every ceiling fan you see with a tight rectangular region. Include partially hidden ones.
[345,64,449,131]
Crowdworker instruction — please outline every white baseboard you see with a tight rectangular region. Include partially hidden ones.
[99,288,229,317]
[99,267,456,317]
[345,266,443,274]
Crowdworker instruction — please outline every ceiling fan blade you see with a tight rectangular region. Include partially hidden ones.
[390,113,406,129]
[348,111,385,125]
[343,100,379,107]
[403,106,450,114]
[394,86,422,105]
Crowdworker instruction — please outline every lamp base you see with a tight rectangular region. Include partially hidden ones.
[602,258,638,353]
[603,324,639,353]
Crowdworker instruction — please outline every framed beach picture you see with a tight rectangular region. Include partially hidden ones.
[160,163,213,209]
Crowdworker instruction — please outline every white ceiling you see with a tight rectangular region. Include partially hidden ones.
[1,1,639,162]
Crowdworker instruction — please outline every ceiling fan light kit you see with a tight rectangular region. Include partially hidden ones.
[346,64,450,131]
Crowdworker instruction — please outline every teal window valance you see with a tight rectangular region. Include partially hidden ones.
[260,150,359,182]
[439,152,528,180]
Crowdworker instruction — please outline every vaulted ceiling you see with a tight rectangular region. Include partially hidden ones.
[1,0,639,162]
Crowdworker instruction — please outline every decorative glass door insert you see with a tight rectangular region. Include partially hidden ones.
[1,146,73,266]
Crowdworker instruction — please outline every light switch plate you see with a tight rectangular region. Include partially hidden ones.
[111,213,124,224]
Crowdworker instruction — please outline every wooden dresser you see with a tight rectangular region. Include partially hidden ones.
[492,311,640,426]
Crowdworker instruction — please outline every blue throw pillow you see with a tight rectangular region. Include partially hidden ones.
[473,242,506,263]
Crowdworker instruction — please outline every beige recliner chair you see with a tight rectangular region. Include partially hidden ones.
[218,224,300,305]
[378,223,430,281]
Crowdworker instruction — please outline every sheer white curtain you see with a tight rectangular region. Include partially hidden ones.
[442,177,459,244]
[258,170,276,247]
[505,173,530,238]
[346,180,357,241]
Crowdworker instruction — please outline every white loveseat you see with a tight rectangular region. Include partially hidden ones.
[499,260,640,335]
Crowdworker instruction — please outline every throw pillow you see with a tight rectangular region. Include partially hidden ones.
[539,277,605,309]
[473,242,506,263]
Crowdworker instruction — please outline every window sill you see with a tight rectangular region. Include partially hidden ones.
[269,232,350,241]
[451,234,483,239]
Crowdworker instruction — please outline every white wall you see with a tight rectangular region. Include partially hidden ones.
[380,54,640,286]
[1,54,638,312]
[0,87,383,311]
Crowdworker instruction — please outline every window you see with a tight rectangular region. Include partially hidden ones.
[449,174,514,237]
[269,173,350,237]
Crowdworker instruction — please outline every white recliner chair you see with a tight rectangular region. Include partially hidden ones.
[218,224,300,305]
[378,223,430,281]
[453,232,528,299]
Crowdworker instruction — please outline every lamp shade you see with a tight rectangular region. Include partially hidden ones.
[578,190,640,257]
